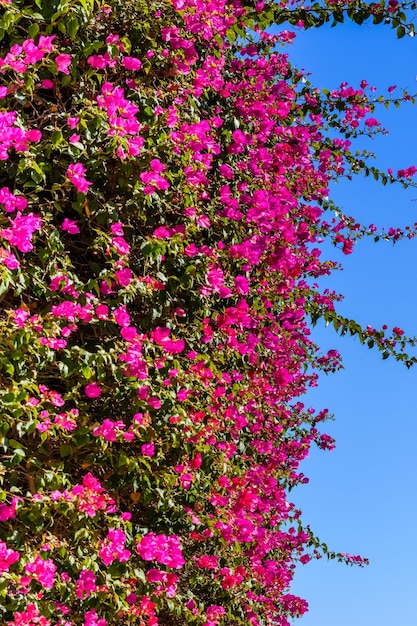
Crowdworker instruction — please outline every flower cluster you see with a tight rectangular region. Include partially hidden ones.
[0,0,415,624]
[137,533,185,569]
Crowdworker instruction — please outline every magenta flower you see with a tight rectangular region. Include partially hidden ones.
[126,592,137,604]
[38,35,56,51]
[67,116,79,129]
[40,79,54,89]
[76,569,97,599]
[71,473,114,517]
[26,129,42,142]
[147,396,161,409]
[235,275,249,295]
[137,532,185,568]
[364,117,380,127]
[0,187,28,212]
[113,304,130,327]
[111,236,130,255]
[55,53,72,74]
[93,418,125,442]
[141,443,155,457]
[25,554,57,589]
[95,304,109,319]
[99,528,131,566]
[62,218,80,234]
[67,163,92,194]
[115,267,132,286]
[85,383,101,398]
[397,165,417,178]
[84,609,107,626]
[122,56,142,70]
[1,212,42,252]
[0,541,19,574]
[219,163,234,179]
[110,221,124,235]
[0,248,19,269]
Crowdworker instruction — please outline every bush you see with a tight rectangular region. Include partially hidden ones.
[0,1,415,624]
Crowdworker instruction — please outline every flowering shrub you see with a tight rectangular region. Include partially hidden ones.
[1,0,417,625]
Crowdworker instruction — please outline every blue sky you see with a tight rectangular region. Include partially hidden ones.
[283,20,417,626]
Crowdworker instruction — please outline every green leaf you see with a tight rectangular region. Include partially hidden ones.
[28,23,40,38]
[226,28,236,43]
[82,365,93,379]
[60,444,73,458]
[8,439,24,450]
[66,15,79,38]
[51,130,63,146]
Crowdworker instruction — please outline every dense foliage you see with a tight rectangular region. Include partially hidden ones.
[1,1,417,625]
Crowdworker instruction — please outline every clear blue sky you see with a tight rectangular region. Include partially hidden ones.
[282,20,417,626]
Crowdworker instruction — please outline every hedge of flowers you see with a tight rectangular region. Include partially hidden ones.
[1,0,416,625]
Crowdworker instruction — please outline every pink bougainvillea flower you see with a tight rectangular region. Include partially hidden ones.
[342,239,354,254]
[83,608,107,626]
[147,396,162,409]
[219,163,234,179]
[26,129,42,142]
[25,554,57,589]
[76,569,97,599]
[111,236,130,255]
[110,221,124,235]
[0,187,28,212]
[93,418,125,442]
[397,165,417,178]
[67,163,92,193]
[40,78,54,89]
[140,159,170,194]
[62,218,80,234]
[0,541,19,574]
[122,56,142,70]
[67,116,80,129]
[10,604,49,626]
[113,304,130,327]
[141,443,155,457]
[55,53,72,74]
[146,569,179,597]
[38,35,56,51]
[85,383,101,398]
[120,325,138,341]
[1,213,42,252]
[179,472,193,490]
[364,117,380,127]
[0,248,19,269]
[95,304,109,319]
[197,215,211,228]
[87,54,112,69]
[99,528,131,566]
[126,592,137,604]
[234,275,249,294]
[195,555,219,570]
[0,499,19,522]
[115,267,132,286]
[70,473,115,517]
[137,532,185,568]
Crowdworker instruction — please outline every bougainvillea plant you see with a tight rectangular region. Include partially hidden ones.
[1,1,417,625]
